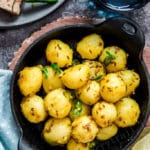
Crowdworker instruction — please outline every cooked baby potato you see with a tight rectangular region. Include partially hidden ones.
[77,33,104,59]
[100,73,126,103]
[44,88,72,118]
[46,39,73,68]
[99,46,128,73]
[83,60,106,80]
[61,64,90,89]
[117,70,140,96]
[67,138,89,150]
[72,116,98,143]
[76,80,101,105]
[92,101,117,128]
[20,95,47,123]
[69,100,91,121]
[115,97,140,128]
[42,118,72,146]
[17,66,42,96]
[96,124,118,141]
[42,66,64,93]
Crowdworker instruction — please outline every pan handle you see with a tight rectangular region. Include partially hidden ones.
[94,17,145,56]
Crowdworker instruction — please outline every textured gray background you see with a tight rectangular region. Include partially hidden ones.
[0,0,150,69]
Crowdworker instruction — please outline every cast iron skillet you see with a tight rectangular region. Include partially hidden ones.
[10,17,150,150]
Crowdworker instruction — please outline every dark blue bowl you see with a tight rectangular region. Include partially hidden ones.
[95,0,150,11]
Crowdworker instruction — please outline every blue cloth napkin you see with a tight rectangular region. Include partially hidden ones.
[0,69,20,150]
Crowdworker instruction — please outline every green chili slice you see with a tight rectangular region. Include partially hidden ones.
[42,67,49,79]
[50,63,62,74]
[88,141,96,150]
[72,100,82,117]
[92,75,103,81]
[104,51,116,66]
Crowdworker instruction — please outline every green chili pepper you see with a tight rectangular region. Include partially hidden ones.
[88,141,96,150]
[42,67,49,79]
[104,51,116,66]
[50,63,62,74]
[92,75,103,81]
[72,100,82,117]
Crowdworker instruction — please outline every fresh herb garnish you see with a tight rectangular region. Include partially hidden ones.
[72,100,82,117]
[104,51,116,66]
[92,75,103,81]
[50,63,62,74]
[42,67,49,79]
[88,141,96,150]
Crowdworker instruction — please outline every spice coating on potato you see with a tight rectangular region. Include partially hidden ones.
[115,97,140,128]
[61,64,90,89]
[44,88,72,118]
[100,73,126,103]
[117,70,140,96]
[42,66,64,93]
[83,60,106,81]
[77,33,104,59]
[42,118,72,146]
[17,66,42,96]
[96,124,118,141]
[67,138,89,150]
[92,101,117,128]
[72,116,98,143]
[20,95,47,123]
[99,46,127,73]
[76,80,101,105]
[46,39,73,68]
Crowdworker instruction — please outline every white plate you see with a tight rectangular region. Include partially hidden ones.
[0,0,65,28]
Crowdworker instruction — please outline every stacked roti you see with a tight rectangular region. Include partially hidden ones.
[0,0,22,15]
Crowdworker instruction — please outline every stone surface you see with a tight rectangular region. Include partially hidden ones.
[0,0,150,69]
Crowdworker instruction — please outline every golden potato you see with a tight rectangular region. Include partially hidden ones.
[99,73,126,103]
[61,64,90,89]
[69,100,90,121]
[42,66,64,93]
[72,116,98,143]
[117,70,140,96]
[17,66,42,96]
[77,33,104,59]
[46,39,73,68]
[92,101,117,128]
[99,46,128,73]
[96,124,118,141]
[76,80,101,105]
[44,88,72,118]
[83,60,106,81]
[67,138,89,150]
[20,95,47,123]
[42,118,72,146]
[115,97,140,128]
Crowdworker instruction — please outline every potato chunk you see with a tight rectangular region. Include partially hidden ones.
[44,88,72,118]
[99,46,127,73]
[92,101,117,128]
[42,66,64,93]
[77,33,104,59]
[67,138,89,150]
[96,124,118,141]
[20,95,47,123]
[117,70,140,96]
[46,39,73,68]
[72,116,98,143]
[99,73,126,103]
[83,60,106,80]
[61,64,90,89]
[76,80,101,105]
[42,118,72,146]
[17,66,42,96]
[115,97,140,128]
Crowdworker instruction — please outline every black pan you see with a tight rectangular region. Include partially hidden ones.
[10,17,150,150]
